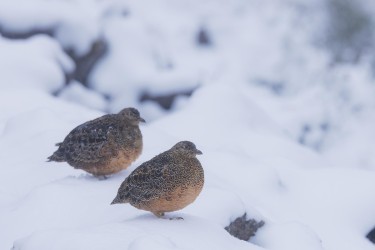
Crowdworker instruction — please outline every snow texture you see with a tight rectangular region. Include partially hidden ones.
[58,81,108,111]
[0,35,73,92]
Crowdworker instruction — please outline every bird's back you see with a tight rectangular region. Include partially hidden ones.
[48,114,121,166]
[119,150,204,205]
[48,108,145,176]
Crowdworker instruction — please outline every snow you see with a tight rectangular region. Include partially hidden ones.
[253,222,324,250]
[0,0,105,56]
[58,81,108,112]
[1,0,375,250]
[0,35,73,92]
[13,217,260,250]
[2,83,375,250]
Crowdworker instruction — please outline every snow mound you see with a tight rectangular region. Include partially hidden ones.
[0,35,73,92]
[253,222,324,250]
[13,216,261,250]
[0,0,107,56]
[58,81,108,111]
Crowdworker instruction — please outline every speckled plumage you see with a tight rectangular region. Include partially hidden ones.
[48,107,145,176]
[111,141,204,218]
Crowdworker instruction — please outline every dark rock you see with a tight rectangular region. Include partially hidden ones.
[65,39,108,86]
[324,0,374,64]
[139,88,195,110]
[297,122,331,150]
[0,27,108,87]
[367,227,375,244]
[0,26,54,39]
[196,27,212,47]
[225,213,265,241]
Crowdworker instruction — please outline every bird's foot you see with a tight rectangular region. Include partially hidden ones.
[153,212,165,218]
[96,175,108,180]
[153,212,183,220]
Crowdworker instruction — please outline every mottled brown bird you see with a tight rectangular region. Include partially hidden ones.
[111,141,204,219]
[48,107,145,177]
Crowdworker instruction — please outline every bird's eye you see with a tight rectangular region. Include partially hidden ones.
[131,109,139,116]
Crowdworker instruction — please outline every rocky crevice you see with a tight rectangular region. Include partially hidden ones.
[0,27,107,87]
[225,213,265,241]
[139,88,195,110]
[65,39,108,86]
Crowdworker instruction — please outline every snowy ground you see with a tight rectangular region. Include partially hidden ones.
[1,0,375,250]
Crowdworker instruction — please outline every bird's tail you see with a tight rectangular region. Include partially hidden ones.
[47,150,65,162]
[110,195,129,205]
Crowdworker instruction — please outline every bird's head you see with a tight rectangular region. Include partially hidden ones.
[118,107,146,125]
[171,141,203,157]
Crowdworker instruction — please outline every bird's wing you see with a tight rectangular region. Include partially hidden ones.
[59,115,121,163]
[120,153,173,201]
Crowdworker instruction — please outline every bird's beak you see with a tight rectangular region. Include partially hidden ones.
[139,117,146,123]
[196,149,203,155]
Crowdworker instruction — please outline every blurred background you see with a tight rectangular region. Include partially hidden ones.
[1,0,375,168]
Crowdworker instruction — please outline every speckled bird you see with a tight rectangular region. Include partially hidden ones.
[111,141,204,218]
[47,107,145,177]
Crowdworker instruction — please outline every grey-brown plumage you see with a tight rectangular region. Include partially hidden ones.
[111,141,204,218]
[47,107,145,177]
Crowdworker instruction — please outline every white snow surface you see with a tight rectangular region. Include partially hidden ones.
[58,81,108,112]
[1,83,375,250]
[0,35,73,92]
[1,0,375,250]
[0,0,101,56]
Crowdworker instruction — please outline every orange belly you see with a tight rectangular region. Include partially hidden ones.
[85,147,142,176]
[135,184,204,213]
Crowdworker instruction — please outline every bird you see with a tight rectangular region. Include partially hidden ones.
[47,107,145,177]
[111,141,204,219]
